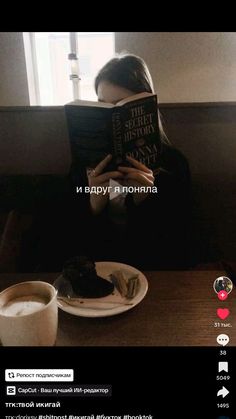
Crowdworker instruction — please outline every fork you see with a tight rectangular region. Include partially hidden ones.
[57,296,134,309]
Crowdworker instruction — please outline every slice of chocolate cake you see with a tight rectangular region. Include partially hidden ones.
[62,256,114,298]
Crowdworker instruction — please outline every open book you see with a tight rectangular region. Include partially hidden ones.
[65,92,161,172]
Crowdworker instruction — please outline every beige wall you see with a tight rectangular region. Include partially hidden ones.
[115,32,236,103]
[0,32,29,106]
[0,32,236,105]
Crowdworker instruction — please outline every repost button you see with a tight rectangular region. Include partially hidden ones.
[5,369,74,382]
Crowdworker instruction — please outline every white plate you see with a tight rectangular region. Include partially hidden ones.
[56,261,148,318]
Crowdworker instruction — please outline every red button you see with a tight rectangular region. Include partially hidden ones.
[217,290,228,301]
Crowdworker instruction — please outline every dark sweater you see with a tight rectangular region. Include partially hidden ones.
[78,144,195,270]
[22,144,196,272]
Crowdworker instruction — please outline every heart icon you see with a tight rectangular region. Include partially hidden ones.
[217,308,230,320]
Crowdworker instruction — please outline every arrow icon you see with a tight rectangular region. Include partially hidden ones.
[217,386,229,398]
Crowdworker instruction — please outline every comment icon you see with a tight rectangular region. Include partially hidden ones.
[217,334,230,346]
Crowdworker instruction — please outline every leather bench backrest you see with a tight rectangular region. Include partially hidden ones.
[0,103,235,261]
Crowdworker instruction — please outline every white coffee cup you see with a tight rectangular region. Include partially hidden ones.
[0,281,58,346]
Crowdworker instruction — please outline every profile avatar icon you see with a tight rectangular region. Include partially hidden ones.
[213,276,233,294]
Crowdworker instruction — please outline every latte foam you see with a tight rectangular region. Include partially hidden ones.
[0,295,47,316]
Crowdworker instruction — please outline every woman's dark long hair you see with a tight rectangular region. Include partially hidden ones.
[95,53,170,146]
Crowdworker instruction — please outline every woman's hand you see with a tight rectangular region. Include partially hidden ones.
[87,154,124,214]
[118,156,155,205]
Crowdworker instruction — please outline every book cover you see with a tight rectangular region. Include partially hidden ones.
[65,92,161,172]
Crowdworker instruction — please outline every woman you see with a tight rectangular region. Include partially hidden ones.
[67,54,196,270]
[21,53,195,272]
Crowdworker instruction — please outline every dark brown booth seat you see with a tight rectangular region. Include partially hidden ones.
[0,175,68,272]
[0,103,236,272]
[161,102,236,263]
